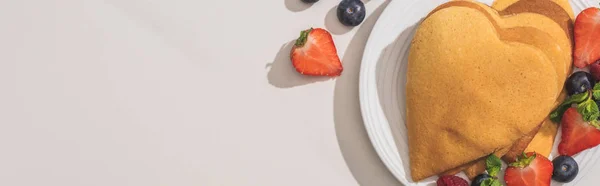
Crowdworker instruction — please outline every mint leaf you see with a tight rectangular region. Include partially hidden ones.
[593,83,600,100]
[593,90,600,101]
[491,179,501,186]
[485,154,502,177]
[481,178,501,186]
[594,83,600,91]
[550,91,589,123]
[577,96,600,122]
[591,83,600,100]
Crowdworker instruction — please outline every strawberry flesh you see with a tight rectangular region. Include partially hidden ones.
[558,107,600,156]
[291,28,343,76]
[504,152,553,186]
[574,7,600,68]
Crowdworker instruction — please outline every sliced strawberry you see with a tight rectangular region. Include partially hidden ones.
[504,152,553,186]
[573,7,600,68]
[290,28,343,76]
[558,107,600,156]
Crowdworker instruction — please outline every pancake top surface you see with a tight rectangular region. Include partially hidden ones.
[427,0,573,177]
[496,0,574,43]
[433,1,570,92]
[407,4,558,181]
[493,0,575,20]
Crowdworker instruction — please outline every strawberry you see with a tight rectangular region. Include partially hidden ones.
[504,152,553,186]
[290,28,343,76]
[558,107,600,156]
[573,7,600,68]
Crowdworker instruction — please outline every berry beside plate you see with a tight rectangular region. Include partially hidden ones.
[291,28,343,76]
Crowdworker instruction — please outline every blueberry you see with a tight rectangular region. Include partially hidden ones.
[301,0,319,3]
[565,71,596,95]
[552,155,578,183]
[337,0,366,26]
[471,174,492,186]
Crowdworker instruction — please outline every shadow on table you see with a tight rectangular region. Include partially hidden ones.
[324,5,352,35]
[284,0,313,12]
[332,1,405,186]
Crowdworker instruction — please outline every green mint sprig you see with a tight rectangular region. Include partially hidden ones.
[550,91,589,123]
[481,154,502,186]
[550,83,600,123]
[577,95,600,122]
[485,154,502,177]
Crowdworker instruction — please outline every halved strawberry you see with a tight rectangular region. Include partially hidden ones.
[558,107,600,156]
[573,7,600,68]
[504,152,553,186]
[291,28,343,76]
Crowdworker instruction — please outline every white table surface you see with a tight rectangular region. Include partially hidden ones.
[0,0,597,185]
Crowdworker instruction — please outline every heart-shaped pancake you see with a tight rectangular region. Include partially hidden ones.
[444,0,574,178]
[429,0,573,178]
[492,0,573,161]
[407,4,559,181]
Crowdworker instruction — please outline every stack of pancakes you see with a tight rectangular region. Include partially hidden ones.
[406,0,574,181]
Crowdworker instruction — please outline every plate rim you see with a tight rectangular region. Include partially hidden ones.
[358,0,414,184]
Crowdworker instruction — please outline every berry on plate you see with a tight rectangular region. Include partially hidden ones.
[573,7,600,68]
[337,0,366,26]
[565,71,595,96]
[437,175,469,186]
[558,107,600,156]
[290,28,343,76]
[504,152,553,186]
[552,155,579,183]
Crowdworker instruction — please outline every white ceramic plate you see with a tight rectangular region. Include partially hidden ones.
[359,0,600,185]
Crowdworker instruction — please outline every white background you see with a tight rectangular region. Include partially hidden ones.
[0,0,596,185]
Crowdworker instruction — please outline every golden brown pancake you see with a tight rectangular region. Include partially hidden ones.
[502,124,544,162]
[497,0,574,42]
[458,92,566,178]
[525,116,561,156]
[429,1,569,92]
[440,0,573,177]
[493,0,575,19]
[492,0,573,161]
[455,0,573,176]
[495,0,573,159]
[407,3,558,180]
[503,92,566,160]
[441,148,509,177]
